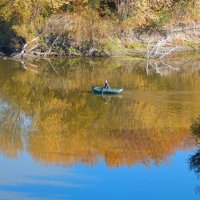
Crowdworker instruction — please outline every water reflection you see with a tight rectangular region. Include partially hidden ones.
[190,149,200,178]
[0,56,200,167]
[146,60,179,77]
[189,116,200,193]
[0,152,91,200]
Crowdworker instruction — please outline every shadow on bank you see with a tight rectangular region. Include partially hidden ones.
[0,18,24,56]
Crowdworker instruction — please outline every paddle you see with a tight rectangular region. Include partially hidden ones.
[102,88,104,95]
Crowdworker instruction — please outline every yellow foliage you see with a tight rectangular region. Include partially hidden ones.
[0,57,200,166]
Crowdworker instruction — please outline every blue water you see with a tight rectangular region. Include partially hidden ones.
[1,57,200,200]
[0,150,199,200]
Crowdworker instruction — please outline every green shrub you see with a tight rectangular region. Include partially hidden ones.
[125,42,147,49]
[153,9,171,27]
[68,47,81,56]
[103,39,127,56]
[186,42,199,50]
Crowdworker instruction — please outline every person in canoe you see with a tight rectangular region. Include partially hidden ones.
[103,80,110,90]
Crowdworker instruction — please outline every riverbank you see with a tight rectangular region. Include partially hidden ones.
[1,20,200,58]
[0,1,200,58]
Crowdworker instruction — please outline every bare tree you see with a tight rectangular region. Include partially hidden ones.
[12,36,40,59]
[146,37,179,59]
[12,34,62,59]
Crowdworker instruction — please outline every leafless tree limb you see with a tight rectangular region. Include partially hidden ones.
[43,36,59,57]
[146,37,179,59]
[12,36,40,59]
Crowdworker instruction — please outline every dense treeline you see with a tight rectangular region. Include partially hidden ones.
[0,0,200,56]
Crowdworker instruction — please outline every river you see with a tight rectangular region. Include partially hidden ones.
[0,55,200,200]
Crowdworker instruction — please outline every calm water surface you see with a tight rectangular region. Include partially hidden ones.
[0,56,200,200]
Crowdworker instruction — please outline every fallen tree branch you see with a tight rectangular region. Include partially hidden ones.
[43,36,59,57]
[12,36,40,59]
[146,37,179,59]
[159,46,179,59]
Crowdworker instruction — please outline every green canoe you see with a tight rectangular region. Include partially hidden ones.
[92,86,123,94]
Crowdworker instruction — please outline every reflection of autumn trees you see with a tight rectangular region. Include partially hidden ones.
[0,61,70,158]
[189,149,200,177]
[0,57,200,167]
[0,129,23,158]
[28,94,194,167]
[189,116,200,194]
[189,116,200,173]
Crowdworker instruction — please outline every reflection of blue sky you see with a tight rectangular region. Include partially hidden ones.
[0,99,199,200]
[0,152,94,200]
[0,151,199,200]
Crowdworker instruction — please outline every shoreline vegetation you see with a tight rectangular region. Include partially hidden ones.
[0,0,200,58]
